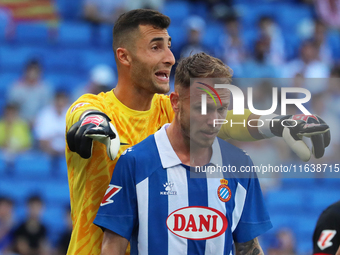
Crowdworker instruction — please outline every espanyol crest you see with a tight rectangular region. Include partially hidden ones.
[217,179,232,202]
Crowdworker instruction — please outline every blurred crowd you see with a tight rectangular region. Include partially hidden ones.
[0,0,340,254]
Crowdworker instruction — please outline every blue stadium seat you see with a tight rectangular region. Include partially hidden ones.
[0,154,6,176]
[15,23,50,44]
[79,50,116,72]
[202,22,224,50]
[44,48,82,73]
[280,178,316,189]
[99,24,113,48]
[41,181,70,205]
[167,25,186,56]
[0,72,18,96]
[276,4,314,32]
[14,151,52,179]
[310,191,340,212]
[162,1,191,25]
[45,73,86,93]
[0,45,46,71]
[55,0,82,21]
[0,177,45,204]
[266,190,306,214]
[239,3,276,30]
[58,22,92,47]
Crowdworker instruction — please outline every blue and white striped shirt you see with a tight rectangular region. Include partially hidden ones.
[94,124,272,255]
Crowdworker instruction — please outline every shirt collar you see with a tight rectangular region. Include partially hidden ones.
[154,124,223,169]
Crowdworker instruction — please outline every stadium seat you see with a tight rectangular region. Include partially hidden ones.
[0,72,18,96]
[58,22,92,47]
[99,24,113,48]
[14,151,52,179]
[266,189,306,214]
[161,1,191,25]
[44,48,82,73]
[45,73,86,93]
[0,155,5,176]
[41,181,70,205]
[309,191,340,212]
[79,50,116,72]
[43,206,68,244]
[55,0,82,21]
[0,177,44,204]
[0,45,46,71]
[15,23,50,44]
[202,22,224,50]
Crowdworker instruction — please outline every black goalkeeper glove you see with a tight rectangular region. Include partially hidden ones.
[269,114,330,161]
[66,111,120,160]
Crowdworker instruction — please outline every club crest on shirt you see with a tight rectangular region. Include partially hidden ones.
[217,179,232,202]
[160,182,177,195]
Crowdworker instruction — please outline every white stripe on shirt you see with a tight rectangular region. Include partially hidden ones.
[137,177,149,255]
[167,165,189,255]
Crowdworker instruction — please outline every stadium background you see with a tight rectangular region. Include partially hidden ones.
[0,0,339,254]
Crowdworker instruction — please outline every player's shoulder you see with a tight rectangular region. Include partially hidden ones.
[217,137,252,164]
[318,200,340,221]
[67,92,111,115]
[119,135,163,182]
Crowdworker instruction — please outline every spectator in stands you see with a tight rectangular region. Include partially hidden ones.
[258,16,285,65]
[0,103,32,171]
[0,197,15,254]
[241,38,280,78]
[218,15,246,75]
[311,19,333,66]
[34,91,70,160]
[315,0,340,29]
[73,64,116,101]
[268,228,296,255]
[282,40,330,90]
[179,15,210,58]
[8,59,53,125]
[55,206,72,255]
[13,195,49,255]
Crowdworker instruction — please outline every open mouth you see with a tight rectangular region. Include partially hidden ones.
[155,71,169,82]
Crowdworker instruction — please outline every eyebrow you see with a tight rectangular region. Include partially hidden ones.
[150,37,172,44]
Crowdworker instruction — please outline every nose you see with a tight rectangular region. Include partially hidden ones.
[206,109,219,127]
[163,47,175,66]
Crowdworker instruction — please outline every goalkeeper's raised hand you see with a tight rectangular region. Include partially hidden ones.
[259,114,330,162]
[66,111,120,160]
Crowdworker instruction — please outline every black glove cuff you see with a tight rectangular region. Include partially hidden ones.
[270,115,292,137]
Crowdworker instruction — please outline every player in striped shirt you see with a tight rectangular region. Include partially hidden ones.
[94,52,272,255]
[66,9,330,255]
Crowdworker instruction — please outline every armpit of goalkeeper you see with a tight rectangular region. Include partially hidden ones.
[64,8,331,255]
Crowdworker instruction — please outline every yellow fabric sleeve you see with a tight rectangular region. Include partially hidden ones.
[217,109,257,141]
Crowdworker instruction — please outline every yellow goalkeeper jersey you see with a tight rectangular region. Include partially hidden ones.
[65,90,254,255]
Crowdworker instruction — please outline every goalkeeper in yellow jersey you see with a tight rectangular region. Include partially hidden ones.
[65,9,330,255]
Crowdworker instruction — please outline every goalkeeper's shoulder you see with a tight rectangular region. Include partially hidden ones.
[66,93,108,128]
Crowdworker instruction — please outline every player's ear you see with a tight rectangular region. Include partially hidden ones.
[170,91,179,112]
[116,48,131,67]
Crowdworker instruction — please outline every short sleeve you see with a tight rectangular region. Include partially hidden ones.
[313,205,340,255]
[93,150,138,240]
[233,158,272,243]
[65,94,103,132]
